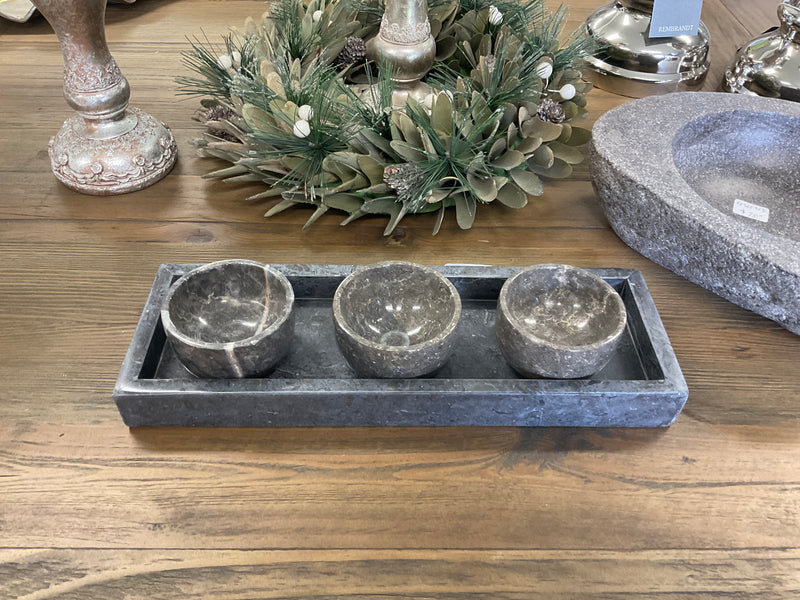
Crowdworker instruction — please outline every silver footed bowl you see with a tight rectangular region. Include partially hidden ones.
[332,261,462,378]
[161,260,295,378]
[497,264,627,379]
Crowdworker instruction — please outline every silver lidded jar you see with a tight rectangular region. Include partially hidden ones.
[583,0,710,98]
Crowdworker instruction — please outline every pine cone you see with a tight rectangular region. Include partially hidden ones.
[537,99,566,124]
[333,36,367,69]
[205,105,236,122]
[205,106,240,142]
[383,163,423,201]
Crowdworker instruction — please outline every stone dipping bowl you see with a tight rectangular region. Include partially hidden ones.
[497,264,627,379]
[161,259,295,378]
[332,261,462,378]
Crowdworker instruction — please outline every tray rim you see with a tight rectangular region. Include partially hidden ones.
[113,263,688,426]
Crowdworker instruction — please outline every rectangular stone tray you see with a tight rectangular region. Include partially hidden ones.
[113,264,688,427]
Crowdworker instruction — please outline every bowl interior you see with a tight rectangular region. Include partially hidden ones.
[167,262,290,345]
[336,263,458,347]
[672,110,800,242]
[505,267,623,347]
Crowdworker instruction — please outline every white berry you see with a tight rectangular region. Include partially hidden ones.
[559,84,576,100]
[297,104,313,121]
[293,119,311,138]
[217,54,233,70]
[536,62,553,79]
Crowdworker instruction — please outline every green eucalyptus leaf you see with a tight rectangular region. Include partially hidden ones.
[488,138,506,160]
[393,111,424,147]
[529,145,554,168]
[496,182,529,208]
[491,149,526,170]
[454,193,477,229]
[522,117,562,142]
[322,193,363,213]
[265,198,299,217]
[436,37,458,61]
[564,126,592,146]
[303,205,329,229]
[390,140,427,163]
[431,93,453,134]
[509,169,544,196]
[557,124,572,143]
[528,157,573,178]
[432,203,446,236]
[549,141,585,165]
[202,164,250,179]
[360,128,397,158]
[357,155,386,186]
[467,172,498,202]
[242,104,275,132]
[516,135,542,154]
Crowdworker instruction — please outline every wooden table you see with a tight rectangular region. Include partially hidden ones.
[2,1,799,596]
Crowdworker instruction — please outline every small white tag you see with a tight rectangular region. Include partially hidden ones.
[649,0,704,38]
[733,199,770,223]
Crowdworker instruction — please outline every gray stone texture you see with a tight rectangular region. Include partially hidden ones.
[496,264,627,379]
[590,91,800,335]
[332,261,462,378]
[114,264,688,428]
[161,260,295,378]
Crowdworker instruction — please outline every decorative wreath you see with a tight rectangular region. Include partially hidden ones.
[179,0,593,235]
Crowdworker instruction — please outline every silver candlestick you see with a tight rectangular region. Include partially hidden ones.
[723,0,800,101]
[367,0,436,107]
[32,0,177,195]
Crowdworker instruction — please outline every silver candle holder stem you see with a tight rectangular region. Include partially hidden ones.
[32,0,177,195]
[367,0,436,107]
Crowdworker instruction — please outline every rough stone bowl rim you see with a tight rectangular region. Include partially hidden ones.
[590,91,800,272]
[160,258,295,351]
[332,260,462,352]
[498,263,628,352]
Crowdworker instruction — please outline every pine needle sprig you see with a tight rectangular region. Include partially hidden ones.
[247,84,354,195]
[177,34,239,100]
[399,97,503,212]
[338,59,395,136]
[431,29,544,110]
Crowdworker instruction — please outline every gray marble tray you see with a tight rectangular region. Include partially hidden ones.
[113,264,688,427]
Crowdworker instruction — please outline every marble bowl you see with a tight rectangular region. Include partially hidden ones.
[496,264,627,379]
[332,261,462,378]
[161,260,295,378]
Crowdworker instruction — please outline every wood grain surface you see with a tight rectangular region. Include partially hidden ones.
[1,1,799,598]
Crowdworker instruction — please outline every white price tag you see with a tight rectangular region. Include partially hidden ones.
[732,199,770,223]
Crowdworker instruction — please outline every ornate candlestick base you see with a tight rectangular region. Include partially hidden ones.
[33,0,176,195]
[50,108,176,195]
[367,0,436,107]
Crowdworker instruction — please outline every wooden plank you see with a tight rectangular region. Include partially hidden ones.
[719,0,781,36]
[1,420,800,550]
[2,548,799,599]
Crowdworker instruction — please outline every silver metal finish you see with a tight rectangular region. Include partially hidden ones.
[32,0,177,195]
[366,0,436,107]
[722,0,800,102]
[583,0,710,98]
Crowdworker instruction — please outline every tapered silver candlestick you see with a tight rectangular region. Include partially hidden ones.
[367,0,436,107]
[32,0,177,195]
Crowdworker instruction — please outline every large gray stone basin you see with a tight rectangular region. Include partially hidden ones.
[590,92,800,334]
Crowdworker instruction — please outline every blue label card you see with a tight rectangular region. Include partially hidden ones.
[649,0,703,38]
